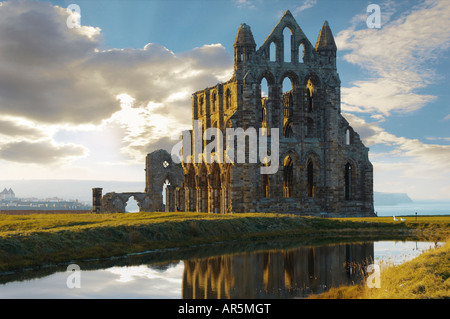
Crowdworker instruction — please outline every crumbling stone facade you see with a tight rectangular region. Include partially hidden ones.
[96,149,183,213]
[99,11,374,217]
[175,11,374,217]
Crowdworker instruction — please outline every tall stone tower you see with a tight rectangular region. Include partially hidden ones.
[176,11,374,217]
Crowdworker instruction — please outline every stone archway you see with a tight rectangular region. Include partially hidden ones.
[101,192,151,213]
[145,149,183,212]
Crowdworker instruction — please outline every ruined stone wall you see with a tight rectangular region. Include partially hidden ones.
[94,11,373,217]
[179,11,375,217]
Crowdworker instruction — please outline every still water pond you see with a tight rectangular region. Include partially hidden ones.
[0,240,442,299]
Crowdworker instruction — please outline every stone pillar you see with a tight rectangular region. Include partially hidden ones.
[196,187,202,212]
[175,187,187,212]
[220,186,225,214]
[207,186,213,213]
[92,188,103,213]
[185,187,192,212]
[184,187,189,212]
[165,186,176,212]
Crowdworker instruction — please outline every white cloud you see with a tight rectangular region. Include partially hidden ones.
[0,1,234,166]
[0,140,88,164]
[293,0,317,15]
[234,0,256,9]
[0,1,111,125]
[344,112,450,199]
[336,0,450,199]
[336,0,450,116]
[425,136,450,142]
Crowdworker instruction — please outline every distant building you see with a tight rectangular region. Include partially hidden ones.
[0,189,91,211]
[0,188,15,200]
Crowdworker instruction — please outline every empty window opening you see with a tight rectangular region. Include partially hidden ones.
[299,43,305,63]
[306,79,314,113]
[261,77,269,98]
[345,129,351,145]
[283,77,294,134]
[125,197,139,213]
[284,122,293,138]
[307,80,314,111]
[261,77,269,135]
[226,89,231,109]
[283,27,292,63]
[162,178,170,207]
[283,77,293,93]
[270,42,276,62]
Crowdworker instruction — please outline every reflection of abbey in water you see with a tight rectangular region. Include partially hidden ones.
[182,243,374,299]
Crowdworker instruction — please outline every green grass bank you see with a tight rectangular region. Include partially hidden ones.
[0,212,449,272]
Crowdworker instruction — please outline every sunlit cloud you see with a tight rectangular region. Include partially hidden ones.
[336,0,450,199]
[0,1,233,168]
[336,0,450,116]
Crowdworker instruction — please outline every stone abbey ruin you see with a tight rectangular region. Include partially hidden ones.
[97,11,375,217]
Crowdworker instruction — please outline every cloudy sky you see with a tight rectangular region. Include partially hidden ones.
[0,0,449,200]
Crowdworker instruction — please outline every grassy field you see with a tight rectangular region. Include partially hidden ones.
[0,212,449,274]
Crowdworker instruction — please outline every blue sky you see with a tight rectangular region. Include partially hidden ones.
[0,0,449,200]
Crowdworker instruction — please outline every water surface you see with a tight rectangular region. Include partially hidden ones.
[0,240,441,299]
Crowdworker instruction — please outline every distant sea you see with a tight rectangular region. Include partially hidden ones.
[374,200,450,217]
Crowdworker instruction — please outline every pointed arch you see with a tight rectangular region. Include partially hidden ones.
[299,42,305,63]
[270,42,276,62]
[343,158,359,201]
[225,88,232,110]
[304,151,320,198]
[260,76,270,136]
[345,127,354,145]
[306,79,314,113]
[283,27,293,63]
[284,121,294,138]
[281,72,297,137]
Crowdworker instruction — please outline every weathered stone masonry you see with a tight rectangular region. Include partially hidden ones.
[98,11,375,217]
